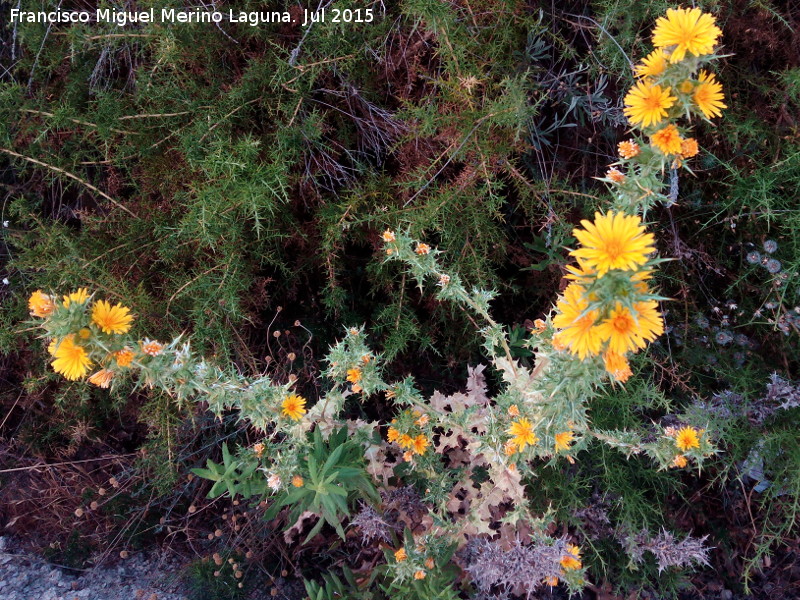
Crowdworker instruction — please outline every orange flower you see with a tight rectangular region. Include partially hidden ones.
[394,548,407,562]
[424,557,435,569]
[650,124,683,155]
[603,350,632,383]
[507,404,520,417]
[415,414,429,427]
[398,433,414,449]
[414,570,426,580]
[551,333,567,352]
[346,368,362,383]
[114,348,135,367]
[504,440,517,456]
[672,455,688,468]
[532,319,546,334]
[382,230,396,243]
[292,475,304,487]
[141,339,164,356]
[253,443,265,457]
[606,167,625,183]
[387,426,400,443]
[554,431,574,452]
[412,434,429,455]
[560,544,582,570]
[88,369,114,389]
[680,137,699,158]
[415,243,431,255]
[28,290,56,318]
[618,140,640,159]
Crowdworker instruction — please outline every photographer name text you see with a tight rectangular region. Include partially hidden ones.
[10,7,376,28]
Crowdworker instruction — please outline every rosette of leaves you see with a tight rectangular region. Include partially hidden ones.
[265,427,379,543]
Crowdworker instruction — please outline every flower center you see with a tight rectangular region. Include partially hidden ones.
[612,314,633,333]
[604,241,622,260]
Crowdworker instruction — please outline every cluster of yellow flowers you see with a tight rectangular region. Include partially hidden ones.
[667,425,706,469]
[621,7,725,165]
[551,8,728,383]
[551,211,664,382]
[387,409,430,462]
[29,288,136,384]
[393,545,436,581]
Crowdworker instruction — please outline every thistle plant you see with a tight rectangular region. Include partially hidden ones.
[22,7,729,596]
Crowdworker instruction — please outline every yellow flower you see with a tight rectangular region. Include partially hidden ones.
[552,284,602,360]
[603,350,633,383]
[52,335,92,380]
[633,300,665,344]
[346,368,361,383]
[281,394,307,420]
[544,576,559,587]
[507,418,538,451]
[62,288,90,308]
[652,7,722,63]
[694,70,727,119]
[292,475,304,487]
[571,211,656,277]
[634,48,667,78]
[114,348,135,368]
[141,339,164,356]
[47,338,59,356]
[398,433,414,449]
[88,369,114,389]
[597,301,664,355]
[605,167,625,183]
[382,230,396,243]
[387,426,400,443]
[554,431,574,453]
[560,544,582,570]
[650,124,683,155]
[672,454,688,468]
[415,243,431,255]
[623,81,676,128]
[414,570,426,580]
[618,140,640,159]
[91,300,134,335]
[675,426,701,451]
[29,290,56,318]
[679,79,694,94]
[681,137,700,158]
[394,548,407,562]
[412,434,429,455]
